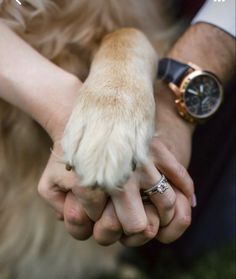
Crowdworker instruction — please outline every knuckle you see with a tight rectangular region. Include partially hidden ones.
[101,217,121,233]
[124,220,147,235]
[158,196,176,211]
[166,192,177,208]
[143,224,158,240]
[177,215,192,230]
[37,182,49,199]
[169,192,177,205]
[65,208,84,226]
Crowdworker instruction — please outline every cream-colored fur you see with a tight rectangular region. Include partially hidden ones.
[62,28,157,190]
[0,0,184,278]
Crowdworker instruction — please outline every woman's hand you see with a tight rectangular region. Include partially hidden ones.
[92,141,194,247]
[38,141,108,240]
[92,82,196,246]
[0,21,107,238]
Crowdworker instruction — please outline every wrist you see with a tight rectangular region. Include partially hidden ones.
[42,74,82,142]
[0,22,82,142]
[155,81,195,134]
[154,81,193,167]
[155,22,235,131]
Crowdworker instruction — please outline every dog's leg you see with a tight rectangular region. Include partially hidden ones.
[61,28,157,191]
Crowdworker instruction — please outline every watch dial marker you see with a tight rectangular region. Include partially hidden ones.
[200,84,204,93]
[188,89,198,95]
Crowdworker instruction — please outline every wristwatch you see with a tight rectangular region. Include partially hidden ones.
[157,58,224,123]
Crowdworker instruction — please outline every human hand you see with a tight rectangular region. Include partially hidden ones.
[149,139,194,243]
[151,81,196,242]
[92,82,196,246]
[92,144,193,247]
[0,21,109,239]
[38,141,109,239]
[92,163,176,247]
[36,73,113,239]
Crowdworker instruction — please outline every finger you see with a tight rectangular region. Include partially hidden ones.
[38,152,80,215]
[72,186,107,221]
[120,204,159,247]
[38,172,66,215]
[151,140,195,204]
[112,173,147,235]
[156,190,191,244]
[141,163,176,226]
[93,200,122,246]
[64,192,93,240]
[50,160,107,222]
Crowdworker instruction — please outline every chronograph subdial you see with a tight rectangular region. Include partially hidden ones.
[183,73,223,119]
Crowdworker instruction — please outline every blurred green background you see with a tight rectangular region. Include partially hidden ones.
[151,243,236,279]
[97,242,235,279]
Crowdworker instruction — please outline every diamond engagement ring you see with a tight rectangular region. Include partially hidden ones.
[142,175,169,200]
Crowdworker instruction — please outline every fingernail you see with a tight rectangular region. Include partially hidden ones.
[190,194,197,208]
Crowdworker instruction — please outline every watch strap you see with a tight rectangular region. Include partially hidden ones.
[158,58,191,85]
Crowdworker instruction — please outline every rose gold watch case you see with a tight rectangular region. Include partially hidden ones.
[169,65,224,123]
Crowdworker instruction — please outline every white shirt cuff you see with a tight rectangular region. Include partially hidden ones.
[192,0,236,37]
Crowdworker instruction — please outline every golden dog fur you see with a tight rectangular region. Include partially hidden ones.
[0,0,184,278]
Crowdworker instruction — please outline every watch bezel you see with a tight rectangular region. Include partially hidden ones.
[179,70,224,120]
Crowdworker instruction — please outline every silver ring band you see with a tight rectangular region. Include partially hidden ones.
[142,175,169,200]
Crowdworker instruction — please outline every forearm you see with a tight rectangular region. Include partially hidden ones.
[0,21,81,139]
[168,23,235,83]
[155,23,235,166]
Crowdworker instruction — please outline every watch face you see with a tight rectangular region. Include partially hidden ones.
[182,72,223,119]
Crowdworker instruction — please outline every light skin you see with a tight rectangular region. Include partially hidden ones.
[0,21,234,246]
[63,22,234,245]
[0,21,193,245]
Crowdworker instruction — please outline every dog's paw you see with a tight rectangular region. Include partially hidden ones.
[61,83,155,192]
[61,28,157,191]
